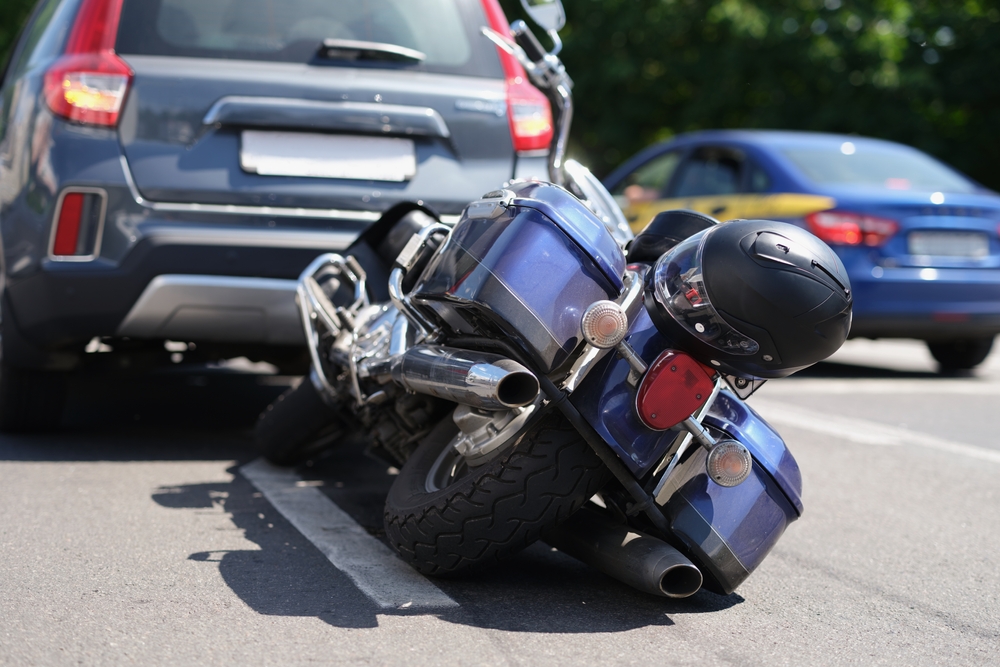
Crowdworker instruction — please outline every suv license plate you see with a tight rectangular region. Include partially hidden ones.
[241,130,416,182]
[908,231,989,257]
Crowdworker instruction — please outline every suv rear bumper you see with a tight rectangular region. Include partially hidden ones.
[6,235,345,351]
[117,275,301,344]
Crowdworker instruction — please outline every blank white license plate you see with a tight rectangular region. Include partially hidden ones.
[908,231,989,257]
[240,130,416,182]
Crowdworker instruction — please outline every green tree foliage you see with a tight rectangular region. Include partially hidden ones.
[502,0,1000,189]
[0,0,35,70]
[3,1,996,188]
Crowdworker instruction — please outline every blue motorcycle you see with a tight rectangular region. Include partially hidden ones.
[256,0,852,598]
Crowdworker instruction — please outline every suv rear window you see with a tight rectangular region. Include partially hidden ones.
[782,143,976,194]
[115,0,502,78]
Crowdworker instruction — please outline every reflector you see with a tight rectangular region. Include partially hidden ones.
[52,193,85,256]
[636,350,715,431]
[50,189,106,259]
[706,440,753,487]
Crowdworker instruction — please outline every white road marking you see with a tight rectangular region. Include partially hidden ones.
[761,378,1000,395]
[240,458,458,610]
[751,399,1000,464]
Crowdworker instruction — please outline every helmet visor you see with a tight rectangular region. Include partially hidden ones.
[651,230,760,356]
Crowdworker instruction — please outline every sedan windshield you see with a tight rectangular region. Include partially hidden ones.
[782,142,977,194]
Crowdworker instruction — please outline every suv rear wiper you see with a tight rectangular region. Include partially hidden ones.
[318,39,426,63]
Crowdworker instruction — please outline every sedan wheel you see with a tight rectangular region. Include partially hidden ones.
[926,337,995,372]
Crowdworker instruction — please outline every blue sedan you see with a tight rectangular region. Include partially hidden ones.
[603,130,1000,372]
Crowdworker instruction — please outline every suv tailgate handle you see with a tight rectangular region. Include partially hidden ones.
[203,96,450,138]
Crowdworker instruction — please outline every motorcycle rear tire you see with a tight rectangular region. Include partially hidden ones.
[254,376,346,466]
[384,411,610,576]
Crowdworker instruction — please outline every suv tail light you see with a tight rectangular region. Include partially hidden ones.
[806,210,899,247]
[50,189,107,259]
[479,0,554,153]
[43,0,131,127]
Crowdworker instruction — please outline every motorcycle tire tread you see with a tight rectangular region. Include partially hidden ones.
[384,412,611,576]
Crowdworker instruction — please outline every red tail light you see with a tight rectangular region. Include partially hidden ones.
[43,0,131,127]
[636,350,716,431]
[806,210,899,247]
[479,0,554,153]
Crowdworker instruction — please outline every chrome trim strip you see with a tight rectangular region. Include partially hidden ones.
[142,200,382,222]
[141,225,358,249]
[202,96,450,138]
[119,155,460,225]
[115,274,303,344]
[48,187,108,262]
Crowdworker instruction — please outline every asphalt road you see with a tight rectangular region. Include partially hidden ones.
[2,340,999,666]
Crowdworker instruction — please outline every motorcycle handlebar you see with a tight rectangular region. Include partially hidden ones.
[510,20,547,64]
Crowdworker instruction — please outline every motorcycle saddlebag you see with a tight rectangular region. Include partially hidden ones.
[411,182,626,373]
[655,391,804,595]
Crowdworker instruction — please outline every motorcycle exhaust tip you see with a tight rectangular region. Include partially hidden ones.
[489,360,541,408]
[546,504,703,599]
[393,346,540,410]
[658,561,704,598]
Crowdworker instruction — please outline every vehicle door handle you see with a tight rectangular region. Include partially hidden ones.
[711,205,727,215]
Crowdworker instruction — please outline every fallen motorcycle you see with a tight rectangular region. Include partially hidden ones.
[255,0,853,597]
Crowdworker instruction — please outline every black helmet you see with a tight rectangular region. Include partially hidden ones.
[645,219,853,379]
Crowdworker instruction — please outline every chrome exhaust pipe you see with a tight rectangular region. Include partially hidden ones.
[545,505,703,598]
[391,345,540,410]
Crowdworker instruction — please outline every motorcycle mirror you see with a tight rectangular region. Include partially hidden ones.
[520,0,565,33]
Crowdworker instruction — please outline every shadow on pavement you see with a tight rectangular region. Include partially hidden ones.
[0,366,290,462]
[4,361,744,631]
[151,440,743,634]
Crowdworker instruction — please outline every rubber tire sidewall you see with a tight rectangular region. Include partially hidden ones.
[254,376,345,466]
[384,411,611,576]
[927,336,995,371]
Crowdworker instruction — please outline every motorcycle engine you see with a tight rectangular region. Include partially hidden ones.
[322,303,447,466]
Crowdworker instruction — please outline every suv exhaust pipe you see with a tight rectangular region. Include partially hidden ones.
[391,345,540,410]
[546,505,703,598]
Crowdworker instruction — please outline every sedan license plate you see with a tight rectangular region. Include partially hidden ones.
[907,231,989,258]
[240,130,416,182]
